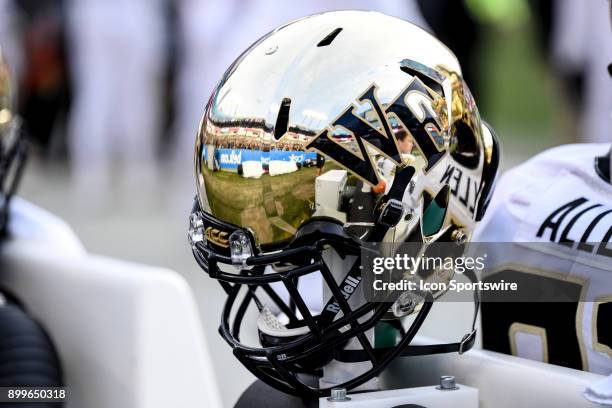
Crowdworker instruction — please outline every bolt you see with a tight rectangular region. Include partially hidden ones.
[404,208,414,221]
[437,375,458,390]
[451,229,467,245]
[327,388,351,402]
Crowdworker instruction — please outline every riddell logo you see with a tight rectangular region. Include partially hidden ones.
[205,227,229,248]
[325,276,362,313]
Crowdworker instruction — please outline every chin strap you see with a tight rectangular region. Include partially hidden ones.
[333,268,480,363]
[410,267,479,356]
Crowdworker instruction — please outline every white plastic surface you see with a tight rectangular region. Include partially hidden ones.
[314,169,347,222]
[319,384,478,408]
[382,335,604,408]
[0,200,223,408]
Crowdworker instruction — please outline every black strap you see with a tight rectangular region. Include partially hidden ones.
[386,165,415,202]
[371,166,416,235]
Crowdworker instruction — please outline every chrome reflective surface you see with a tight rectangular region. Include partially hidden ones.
[195,10,496,247]
[0,48,13,143]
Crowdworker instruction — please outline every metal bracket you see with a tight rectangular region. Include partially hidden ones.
[377,199,404,228]
[459,329,477,355]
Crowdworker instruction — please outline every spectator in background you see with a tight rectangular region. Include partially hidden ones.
[417,0,482,98]
[0,0,71,154]
[21,0,69,152]
[529,0,612,143]
[0,0,23,85]
[66,0,166,205]
[550,0,612,143]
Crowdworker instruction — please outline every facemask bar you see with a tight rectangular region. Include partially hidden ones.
[216,248,387,355]
[221,265,436,396]
[264,295,434,396]
[212,239,479,396]
[0,117,28,234]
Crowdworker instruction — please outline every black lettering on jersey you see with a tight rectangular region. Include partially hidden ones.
[578,209,612,253]
[307,64,446,186]
[539,198,612,258]
[438,163,479,215]
[596,302,612,353]
[596,227,612,257]
[559,203,603,247]
[537,197,588,242]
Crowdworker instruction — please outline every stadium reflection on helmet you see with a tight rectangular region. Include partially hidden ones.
[189,11,500,396]
[0,47,27,232]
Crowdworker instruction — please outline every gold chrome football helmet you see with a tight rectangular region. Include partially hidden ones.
[189,11,499,396]
[0,47,27,233]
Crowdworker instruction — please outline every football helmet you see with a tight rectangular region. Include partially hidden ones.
[189,11,499,396]
[0,47,27,233]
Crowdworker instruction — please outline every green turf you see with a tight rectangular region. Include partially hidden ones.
[477,18,574,159]
[203,167,318,244]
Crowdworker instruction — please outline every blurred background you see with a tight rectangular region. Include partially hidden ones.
[0,0,610,406]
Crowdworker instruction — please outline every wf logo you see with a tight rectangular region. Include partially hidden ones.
[305,73,447,186]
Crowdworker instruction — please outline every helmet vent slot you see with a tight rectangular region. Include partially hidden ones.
[399,65,444,97]
[317,27,343,47]
[273,97,291,140]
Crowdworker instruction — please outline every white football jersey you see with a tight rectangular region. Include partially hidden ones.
[474,143,612,375]
[7,197,85,256]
